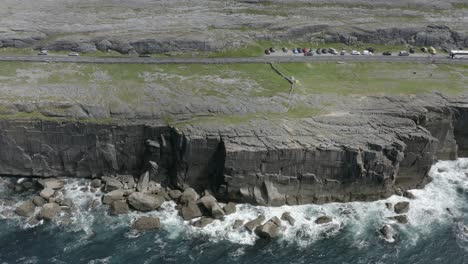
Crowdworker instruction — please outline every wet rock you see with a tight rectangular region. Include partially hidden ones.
[14,184,24,193]
[39,203,61,220]
[39,179,65,190]
[168,189,182,200]
[128,192,164,212]
[102,190,125,205]
[232,219,244,230]
[147,180,162,194]
[180,201,203,220]
[437,168,447,173]
[192,216,214,228]
[223,202,236,215]
[255,217,281,239]
[40,188,55,200]
[91,179,102,188]
[110,200,129,215]
[244,215,266,232]
[32,196,46,207]
[117,175,135,189]
[133,216,161,231]
[21,180,36,190]
[379,224,395,242]
[387,214,408,224]
[180,188,199,205]
[200,194,225,219]
[27,216,41,226]
[403,190,416,199]
[315,215,333,224]
[15,200,35,217]
[281,212,296,226]
[394,201,410,214]
[385,202,393,210]
[59,198,73,208]
[136,171,149,192]
[104,178,124,192]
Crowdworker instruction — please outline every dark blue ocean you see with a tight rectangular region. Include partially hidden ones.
[1,159,467,264]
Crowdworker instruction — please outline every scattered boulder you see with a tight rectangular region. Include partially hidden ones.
[180,188,199,205]
[147,181,162,194]
[180,201,203,220]
[133,216,161,231]
[39,203,61,220]
[32,196,47,207]
[192,216,215,228]
[232,219,244,230]
[315,215,333,224]
[39,179,65,190]
[244,215,266,232]
[168,189,182,200]
[128,192,164,212]
[385,202,393,210]
[110,200,130,215]
[104,178,124,192]
[15,200,35,217]
[403,191,416,199]
[437,168,447,173]
[117,175,135,189]
[200,194,225,219]
[223,202,236,215]
[136,171,149,193]
[58,198,73,208]
[379,224,395,242]
[102,190,125,205]
[40,188,55,200]
[387,215,408,224]
[394,201,410,214]
[281,212,296,226]
[91,179,102,188]
[255,217,281,239]
[21,180,36,190]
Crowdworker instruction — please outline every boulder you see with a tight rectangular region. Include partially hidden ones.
[21,180,36,190]
[32,196,47,207]
[223,202,236,215]
[180,201,203,220]
[102,190,125,205]
[110,200,130,215]
[200,194,225,219]
[244,215,266,232]
[232,219,244,230]
[136,171,149,193]
[315,215,333,224]
[116,175,135,189]
[40,188,55,200]
[255,217,281,239]
[104,178,124,192]
[379,224,395,242]
[133,216,161,231]
[59,198,73,208]
[39,179,65,190]
[15,200,35,217]
[180,188,199,205]
[147,180,162,194]
[387,214,408,224]
[385,202,393,210]
[394,201,410,214]
[128,192,164,212]
[39,203,61,220]
[168,189,182,200]
[192,216,215,228]
[403,191,416,199]
[281,212,296,226]
[90,179,102,188]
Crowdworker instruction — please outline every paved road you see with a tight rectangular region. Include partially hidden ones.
[0,54,467,65]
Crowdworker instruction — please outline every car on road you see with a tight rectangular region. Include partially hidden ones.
[316,48,322,54]
[382,51,392,56]
[399,51,410,56]
[282,47,288,53]
[340,50,346,55]
[321,48,328,54]
[350,50,361,55]
[264,49,271,55]
[68,52,80,56]
[296,48,302,53]
[362,50,373,55]
[293,48,298,54]
[269,47,276,53]
[421,47,428,53]
[328,48,338,55]
[37,50,48,55]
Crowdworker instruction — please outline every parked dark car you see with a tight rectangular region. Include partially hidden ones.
[421,47,428,53]
[304,52,314,56]
[282,47,288,53]
[366,47,375,53]
[321,48,328,54]
[316,48,322,54]
[269,47,276,53]
[382,51,392,56]
[296,48,302,53]
[265,49,271,55]
[302,48,310,53]
[409,47,415,54]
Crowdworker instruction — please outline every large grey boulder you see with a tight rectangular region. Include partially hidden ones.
[136,171,149,193]
[387,214,408,224]
[255,217,282,239]
[116,175,135,189]
[315,215,333,224]
[39,203,61,220]
[379,224,395,242]
[232,219,244,230]
[200,194,225,219]
[104,177,124,192]
[128,192,164,212]
[168,189,182,200]
[91,179,102,188]
[180,201,203,220]
[244,215,266,232]
[32,196,47,207]
[180,188,199,205]
[394,202,410,214]
[40,188,55,200]
[102,190,125,205]
[133,216,161,231]
[192,216,214,228]
[39,179,65,190]
[15,200,35,217]
[281,212,296,226]
[110,200,130,215]
[223,202,236,215]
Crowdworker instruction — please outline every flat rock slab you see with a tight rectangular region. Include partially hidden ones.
[128,192,164,212]
[133,216,160,231]
[394,201,410,214]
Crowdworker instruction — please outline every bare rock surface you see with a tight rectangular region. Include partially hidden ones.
[128,192,164,212]
[15,200,35,217]
[133,216,161,231]
[39,203,61,220]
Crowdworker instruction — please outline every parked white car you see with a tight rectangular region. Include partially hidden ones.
[37,50,48,55]
[362,50,373,55]
[351,50,361,55]
[68,52,80,56]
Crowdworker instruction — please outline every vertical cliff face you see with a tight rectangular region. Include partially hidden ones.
[0,103,466,205]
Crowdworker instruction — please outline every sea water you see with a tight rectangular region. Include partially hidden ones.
[0,159,467,264]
